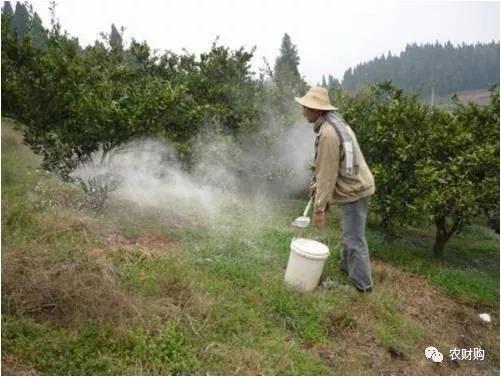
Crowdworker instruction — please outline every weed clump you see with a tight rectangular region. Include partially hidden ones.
[2,248,138,325]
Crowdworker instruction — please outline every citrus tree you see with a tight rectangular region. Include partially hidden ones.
[335,83,499,256]
[415,87,499,256]
[1,5,264,179]
[338,83,429,234]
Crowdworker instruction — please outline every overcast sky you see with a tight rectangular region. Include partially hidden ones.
[30,0,500,85]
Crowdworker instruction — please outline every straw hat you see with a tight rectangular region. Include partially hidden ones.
[294,86,337,111]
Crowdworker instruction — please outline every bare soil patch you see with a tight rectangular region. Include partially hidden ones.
[1,354,37,376]
[87,231,179,263]
[313,259,499,375]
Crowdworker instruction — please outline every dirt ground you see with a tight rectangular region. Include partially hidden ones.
[1,354,37,376]
[311,258,499,375]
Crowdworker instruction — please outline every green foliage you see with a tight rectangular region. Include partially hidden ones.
[11,2,30,41]
[453,86,500,232]
[2,2,47,48]
[30,12,47,49]
[339,82,429,233]
[273,33,307,96]
[3,1,13,18]
[413,87,499,255]
[271,33,308,124]
[109,23,123,52]
[1,8,264,178]
[335,82,499,255]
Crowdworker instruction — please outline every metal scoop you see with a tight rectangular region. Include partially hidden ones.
[291,198,313,228]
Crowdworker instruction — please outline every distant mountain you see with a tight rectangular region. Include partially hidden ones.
[340,41,500,99]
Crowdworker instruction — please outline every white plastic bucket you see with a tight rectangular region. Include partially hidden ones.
[284,238,330,291]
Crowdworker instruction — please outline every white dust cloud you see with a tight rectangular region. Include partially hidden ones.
[70,120,315,221]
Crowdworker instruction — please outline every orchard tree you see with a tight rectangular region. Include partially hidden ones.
[1,7,20,116]
[1,4,264,178]
[414,108,473,256]
[453,86,500,233]
[416,86,499,256]
[339,82,428,234]
[337,82,499,256]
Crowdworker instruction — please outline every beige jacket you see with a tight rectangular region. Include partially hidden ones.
[312,120,375,210]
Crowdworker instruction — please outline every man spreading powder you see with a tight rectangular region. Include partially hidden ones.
[295,86,375,292]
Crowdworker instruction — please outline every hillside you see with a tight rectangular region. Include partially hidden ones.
[340,41,500,99]
[454,89,493,106]
[2,120,499,375]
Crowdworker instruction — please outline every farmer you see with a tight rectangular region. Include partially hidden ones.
[295,86,375,292]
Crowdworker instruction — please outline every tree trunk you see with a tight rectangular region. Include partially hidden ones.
[381,216,397,240]
[433,216,452,258]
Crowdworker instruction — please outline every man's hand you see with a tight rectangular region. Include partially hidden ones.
[313,210,325,228]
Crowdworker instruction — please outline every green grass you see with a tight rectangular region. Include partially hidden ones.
[2,118,499,375]
[368,225,499,306]
[2,315,200,375]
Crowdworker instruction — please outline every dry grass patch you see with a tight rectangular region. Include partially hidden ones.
[105,231,176,251]
[312,259,499,375]
[3,242,213,340]
[88,231,180,266]
[200,342,266,375]
[1,125,25,145]
[1,353,37,376]
[32,210,90,243]
[2,247,139,325]
[2,208,198,326]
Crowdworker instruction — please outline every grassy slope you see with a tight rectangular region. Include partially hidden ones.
[2,119,499,375]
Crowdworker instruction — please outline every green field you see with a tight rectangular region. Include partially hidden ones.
[2,119,499,375]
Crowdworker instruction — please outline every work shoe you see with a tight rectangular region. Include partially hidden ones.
[354,285,373,294]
